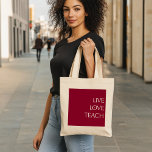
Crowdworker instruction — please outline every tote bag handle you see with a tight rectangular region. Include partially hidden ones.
[69,46,103,78]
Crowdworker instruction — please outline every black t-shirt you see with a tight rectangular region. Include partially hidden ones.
[50,31,105,96]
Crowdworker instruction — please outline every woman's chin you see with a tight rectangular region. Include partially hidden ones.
[68,24,79,28]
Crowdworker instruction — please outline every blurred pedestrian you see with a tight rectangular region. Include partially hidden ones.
[33,0,107,151]
[46,38,54,58]
[51,39,56,54]
[35,34,43,62]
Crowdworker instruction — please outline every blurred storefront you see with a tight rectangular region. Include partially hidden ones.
[0,0,29,64]
[102,0,152,82]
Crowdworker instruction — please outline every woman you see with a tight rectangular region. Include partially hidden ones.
[33,0,107,151]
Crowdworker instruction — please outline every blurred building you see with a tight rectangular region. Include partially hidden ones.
[29,3,59,47]
[33,17,58,42]
[29,4,35,47]
[35,16,49,39]
[102,0,152,82]
[29,7,53,45]
[0,0,29,64]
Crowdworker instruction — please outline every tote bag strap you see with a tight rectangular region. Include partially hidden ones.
[69,46,103,78]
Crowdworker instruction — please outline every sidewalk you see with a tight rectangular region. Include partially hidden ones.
[0,48,152,152]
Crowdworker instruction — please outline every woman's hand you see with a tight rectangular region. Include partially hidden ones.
[33,131,44,151]
[80,38,95,59]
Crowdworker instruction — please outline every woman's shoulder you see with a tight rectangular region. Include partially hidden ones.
[89,32,105,59]
[89,32,104,43]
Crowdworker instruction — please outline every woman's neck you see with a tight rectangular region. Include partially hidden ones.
[70,25,90,40]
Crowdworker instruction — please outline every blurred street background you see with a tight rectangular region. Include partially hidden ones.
[0,0,152,152]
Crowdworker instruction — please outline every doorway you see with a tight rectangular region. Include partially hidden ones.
[122,0,127,69]
[23,31,26,53]
[13,27,16,58]
[17,28,19,56]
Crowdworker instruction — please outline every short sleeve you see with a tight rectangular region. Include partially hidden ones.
[50,86,55,95]
[93,36,105,59]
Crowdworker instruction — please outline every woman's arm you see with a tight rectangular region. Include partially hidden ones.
[38,93,52,133]
[84,56,104,78]
[84,55,95,78]
[33,85,54,150]
[81,38,104,78]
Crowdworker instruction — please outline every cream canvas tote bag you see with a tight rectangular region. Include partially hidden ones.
[60,46,114,137]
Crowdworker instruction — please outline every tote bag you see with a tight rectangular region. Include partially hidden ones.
[60,46,114,137]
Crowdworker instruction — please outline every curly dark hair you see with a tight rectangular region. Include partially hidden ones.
[48,0,107,40]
